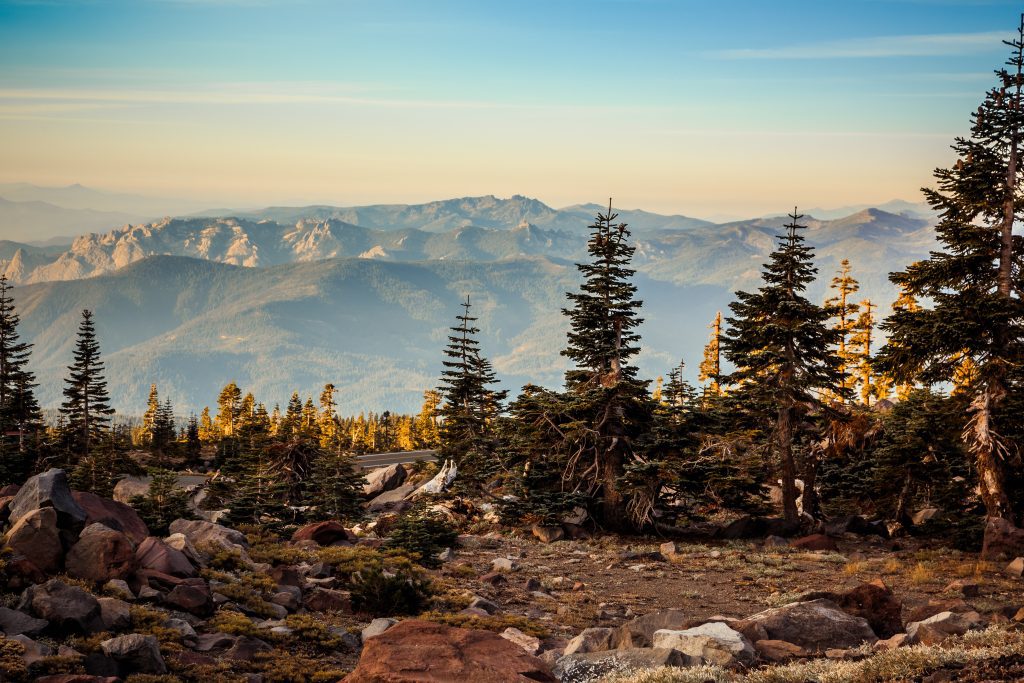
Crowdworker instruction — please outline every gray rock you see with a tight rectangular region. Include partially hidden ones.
[194,632,236,652]
[362,617,398,641]
[366,483,417,513]
[97,596,132,631]
[653,622,755,667]
[0,606,48,636]
[270,591,301,612]
[906,611,985,645]
[554,648,691,683]
[614,608,689,648]
[469,596,499,614]
[103,579,133,599]
[564,627,614,656]
[492,557,517,572]
[166,618,197,639]
[100,633,167,675]
[745,599,877,652]
[168,518,250,561]
[501,627,541,655]
[135,536,196,577]
[362,463,407,498]
[22,578,102,633]
[7,468,86,530]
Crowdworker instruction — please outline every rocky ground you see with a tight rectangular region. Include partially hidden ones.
[1,465,1023,682]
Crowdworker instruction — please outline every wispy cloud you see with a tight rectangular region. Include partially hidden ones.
[711,30,1008,59]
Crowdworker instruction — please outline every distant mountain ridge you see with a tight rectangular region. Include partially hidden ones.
[0,194,939,414]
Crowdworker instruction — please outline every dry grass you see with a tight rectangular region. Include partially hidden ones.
[909,562,933,585]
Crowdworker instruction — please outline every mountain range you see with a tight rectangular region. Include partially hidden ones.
[0,194,938,414]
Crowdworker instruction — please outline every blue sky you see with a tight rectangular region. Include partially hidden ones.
[0,0,1020,217]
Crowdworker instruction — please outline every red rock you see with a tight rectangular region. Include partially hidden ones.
[135,537,196,577]
[72,491,149,544]
[981,517,1024,561]
[800,579,903,639]
[164,582,213,616]
[343,619,557,682]
[4,507,62,574]
[755,639,806,662]
[291,521,354,546]
[790,534,839,551]
[66,524,137,584]
[304,587,352,613]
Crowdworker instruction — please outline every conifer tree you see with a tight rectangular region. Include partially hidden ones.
[185,414,201,460]
[558,200,650,529]
[698,311,722,397]
[142,384,160,438]
[887,286,922,400]
[318,383,341,449]
[60,310,115,461]
[824,260,861,401]
[414,390,441,449]
[850,299,887,405]
[216,382,242,437]
[304,449,365,523]
[198,407,215,442]
[722,210,842,524]
[151,398,176,461]
[0,276,41,482]
[876,20,1024,524]
[436,296,506,481]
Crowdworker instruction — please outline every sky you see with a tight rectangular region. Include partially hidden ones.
[0,0,1020,219]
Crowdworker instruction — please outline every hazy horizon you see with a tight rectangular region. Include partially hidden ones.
[2,0,1020,219]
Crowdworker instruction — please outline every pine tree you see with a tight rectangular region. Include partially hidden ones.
[436,296,506,482]
[60,310,115,461]
[318,383,341,449]
[414,390,441,449]
[887,286,922,400]
[304,449,365,523]
[151,398,176,461]
[876,21,1024,524]
[850,299,888,405]
[698,311,722,397]
[824,260,861,401]
[198,407,215,442]
[215,382,242,437]
[142,384,160,439]
[185,414,201,461]
[558,200,650,529]
[0,276,41,482]
[722,209,843,524]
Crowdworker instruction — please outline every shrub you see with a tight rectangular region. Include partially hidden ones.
[384,509,457,568]
[350,566,433,616]
[129,468,193,536]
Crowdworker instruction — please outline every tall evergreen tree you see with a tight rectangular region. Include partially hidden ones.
[60,310,115,461]
[876,21,1024,525]
[436,297,506,482]
[558,200,650,529]
[0,276,41,482]
[824,259,860,401]
[698,311,723,397]
[722,210,842,524]
[215,382,242,437]
[142,384,160,438]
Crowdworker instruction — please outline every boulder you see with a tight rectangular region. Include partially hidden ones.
[563,627,614,656]
[745,599,877,652]
[653,622,755,668]
[366,483,417,513]
[0,606,48,636]
[66,524,136,584]
[167,518,249,556]
[755,639,807,662]
[7,469,85,530]
[4,507,63,574]
[164,582,214,616]
[71,492,148,544]
[362,463,407,498]
[135,537,196,577]
[96,597,132,632]
[305,587,352,613]
[790,534,839,551]
[532,525,565,544]
[362,617,398,641]
[291,521,354,546]
[1005,557,1024,578]
[100,634,167,675]
[112,476,151,504]
[912,508,940,525]
[22,578,102,633]
[874,633,909,651]
[981,517,1024,561]
[224,636,272,661]
[554,648,690,683]
[613,608,689,649]
[906,611,984,646]
[343,619,557,682]
[904,598,973,624]
[501,627,541,655]
[164,532,205,566]
[10,633,53,665]
[799,579,903,638]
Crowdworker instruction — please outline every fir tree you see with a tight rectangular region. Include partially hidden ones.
[0,276,41,482]
[414,390,441,449]
[142,384,160,439]
[824,259,860,401]
[876,21,1024,524]
[850,299,888,405]
[216,382,242,437]
[698,311,723,397]
[304,449,365,523]
[185,414,201,461]
[436,297,506,482]
[60,310,115,461]
[558,200,650,529]
[722,210,842,524]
